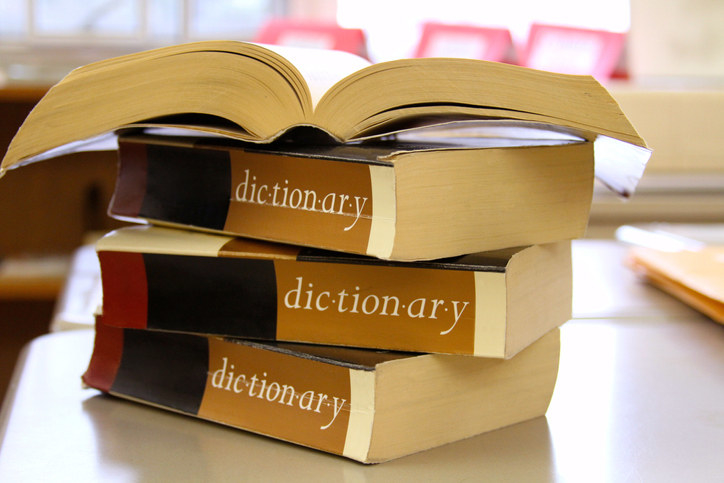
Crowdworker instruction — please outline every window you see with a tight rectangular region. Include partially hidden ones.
[0,0,288,82]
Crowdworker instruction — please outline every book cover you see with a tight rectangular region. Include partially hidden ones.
[109,132,594,261]
[97,225,571,358]
[83,319,561,463]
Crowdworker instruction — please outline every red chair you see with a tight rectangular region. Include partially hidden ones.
[254,19,369,59]
[413,22,514,62]
[521,23,626,80]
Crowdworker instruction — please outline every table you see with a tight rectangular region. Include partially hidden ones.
[1,241,723,482]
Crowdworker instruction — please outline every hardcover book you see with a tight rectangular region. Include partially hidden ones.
[82,319,561,463]
[96,225,572,358]
[109,132,594,260]
[1,40,648,188]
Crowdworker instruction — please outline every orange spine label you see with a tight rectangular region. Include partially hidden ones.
[226,151,375,254]
[198,338,353,454]
[275,259,478,354]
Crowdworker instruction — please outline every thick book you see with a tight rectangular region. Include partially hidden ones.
[82,319,561,463]
[109,132,593,260]
[1,40,648,195]
[96,225,571,358]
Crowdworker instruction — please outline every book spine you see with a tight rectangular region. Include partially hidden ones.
[110,138,396,258]
[82,321,367,460]
[98,248,504,356]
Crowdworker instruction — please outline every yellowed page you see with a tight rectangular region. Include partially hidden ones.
[262,44,372,109]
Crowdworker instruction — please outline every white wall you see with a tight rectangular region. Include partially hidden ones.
[629,0,724,81]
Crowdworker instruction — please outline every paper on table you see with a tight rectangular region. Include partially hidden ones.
[625,243,724,325]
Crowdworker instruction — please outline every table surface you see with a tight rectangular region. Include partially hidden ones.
[1,240,723,482]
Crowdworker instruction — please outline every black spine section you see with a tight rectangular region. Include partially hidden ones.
[140,143,231,230]
[144,254,278,339]
[111,329,209,414]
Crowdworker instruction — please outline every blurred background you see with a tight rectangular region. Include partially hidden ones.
[0,0,722,399]
[0,0,633,80]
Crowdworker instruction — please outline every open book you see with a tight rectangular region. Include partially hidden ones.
[1,40,648,194]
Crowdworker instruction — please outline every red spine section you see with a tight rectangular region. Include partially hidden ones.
[82,319,125,393]
[98,251,149,329]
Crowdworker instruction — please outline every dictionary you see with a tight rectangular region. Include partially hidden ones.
[82,318,561,463]
[108,131,595,260]
[96,225,572,358]
[1,40,647,181]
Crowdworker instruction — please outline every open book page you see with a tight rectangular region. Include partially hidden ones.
[261,43,372,108]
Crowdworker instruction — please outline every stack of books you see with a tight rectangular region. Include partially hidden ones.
[1,41,649,464]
